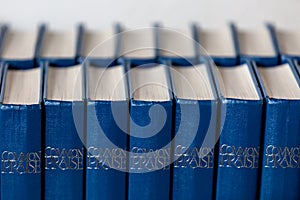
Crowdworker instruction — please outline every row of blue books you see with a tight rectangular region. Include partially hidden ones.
[1,22,300,68]
[0,22,299,200]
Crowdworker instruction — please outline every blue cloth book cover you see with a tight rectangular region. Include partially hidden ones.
[295,60,300,77]
[169,62,218,200]
[253,61,300,200]
[85,63,128,200]
[127,63,172,200]
[212,61,264,200]
[43,63,85,200]
[0,64,43,200]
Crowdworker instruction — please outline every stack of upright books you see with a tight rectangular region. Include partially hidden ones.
[0,22,299,200]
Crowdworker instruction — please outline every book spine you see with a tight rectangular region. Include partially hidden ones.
[294,60,300,78]
[44,101,84,200]
[216,99,263,200]
[260,99,300,199]
[0,104,41,200]
[172,99,217,200]
[86,101,128,200]
[128,100,172,200]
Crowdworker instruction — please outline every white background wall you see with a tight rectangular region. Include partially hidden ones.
[0,0,300,29]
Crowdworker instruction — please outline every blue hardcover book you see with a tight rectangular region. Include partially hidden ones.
[37,24,84,66]
[0,62,4,87]
[294,60,300,77]
[127,63,172,200]
[0,24,45,69]
[118,25,157,65]
[193,23,239,66]
[212,61,264,200]
[253,61,300,200]
[0,64,43,200]
[85,63,128,200]
[237,24,280,66]
[274,27,300,62]
[169,61,218,200]
[0,24,8,53]
[78,24,121,66]
[157,24,197,66]
[43,63,85,200]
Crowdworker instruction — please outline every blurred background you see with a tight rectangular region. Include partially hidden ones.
[0,0,299,29]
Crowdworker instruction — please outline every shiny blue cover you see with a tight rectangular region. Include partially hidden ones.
[128,100,172,200]
[194,23,239,66]
[0,104,42,200]
[216,99,263,200]
[259,99,300,200]
[253,62,300,199]
[295,61,300,77]
[0,24,45,69]
[172,99,217,200]
[0,63,3,88]
[86,101,128,200]
[44,100,84,200]
[239,24,280,66]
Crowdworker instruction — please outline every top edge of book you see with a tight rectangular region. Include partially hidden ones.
[171,64,216,100]
[120,28,156,59]
[238,27,275,57]
[158,28,196,58]
[46,64,83,101]
[276,29,300,56]
[81,28,116,58]
[39,29,77,58]
[2,67,42,105]
[88,64,127,101]
[1,28,39,60]
[215,64,261,100]
[198,26,236,57]
[130,64,171,102]
[258,63,300,100]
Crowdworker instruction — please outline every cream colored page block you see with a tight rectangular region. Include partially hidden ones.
[216,64,260,100]
[121,29,155,58]
[171,64,214,100]
[258,64,300,99]
[130,65,170,101]
[199,27,235,57]
[159,28,195,58]
[88,65,127,101]
[40,30,76,58]
[238,29,275,56]
[3,68,41,104]
[277,30,300,55]
[1,28,38,59]
[82,29,115,58]
[47,65,83,101]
